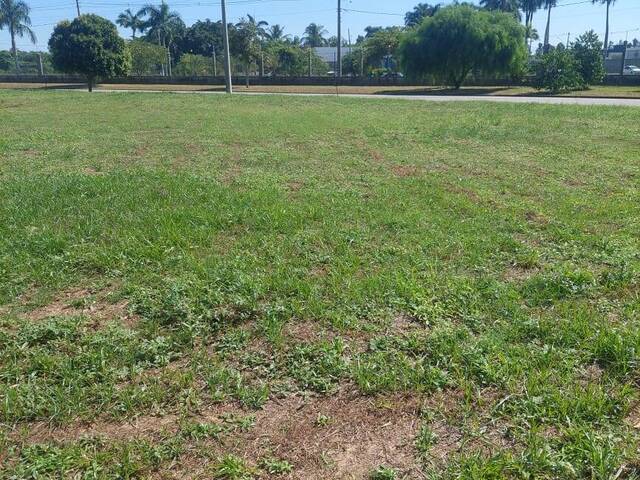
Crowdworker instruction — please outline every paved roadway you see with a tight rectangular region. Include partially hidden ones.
[91,88,640,107]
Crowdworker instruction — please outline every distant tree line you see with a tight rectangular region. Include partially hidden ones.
[0,0,634,92]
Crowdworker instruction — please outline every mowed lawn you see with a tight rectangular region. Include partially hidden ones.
[1,90,639,479]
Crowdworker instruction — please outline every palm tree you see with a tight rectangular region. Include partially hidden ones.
[140,1,182,48]
[235,15,268,85]
[117,8,145,39]
[302,23,328,47]
[404,3,441,28]
[520,0,544,47]
[265,24,288,42]
[236,14,268,41]
[480,0,521,19]
[139,1,182,75]
[592,0,616,55]
[0,0,36,73]
[543,0,557,52]
[526,25,539,53]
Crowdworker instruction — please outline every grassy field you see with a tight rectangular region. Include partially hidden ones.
[2,82,640,98]
[1,90,639,479]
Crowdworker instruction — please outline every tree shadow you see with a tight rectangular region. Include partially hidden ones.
[374,87,515,96]
[43,84,86,90]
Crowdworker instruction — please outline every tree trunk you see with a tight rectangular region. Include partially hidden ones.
[526,11,535,51]
[167,46,172,77]
[543,5,552,52]
[603,1,610,58]
[88,76,94,92]
[158,33,165,76]
[246,62,250,88]
[11,29,19,74]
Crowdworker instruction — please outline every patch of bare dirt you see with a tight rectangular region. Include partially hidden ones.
[309,264,328,278]
[133,144,149,158]
[12,395,243,446]
[423,388,517,466]
[81,166,104,176]
[525,210,550,226]
[22,149,40,158]
[287,181,305,193]
[578,364,604,386]
[220,164,242,185]
[20,287,137,328]
[625,403,640,430]
[228,387,423,479]
[20,413,182,446]
[285,320,328,344]
[15,387,424,479]
[392,165,421,178]
[353,138,386,166]
[388,313,426,336]
[503,266,538,283]
[445,183,481,203]
[283,320,374,354]
[565,177,587,187]
[11,384,525,479]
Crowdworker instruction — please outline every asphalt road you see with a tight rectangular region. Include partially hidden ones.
[89,88,640,107]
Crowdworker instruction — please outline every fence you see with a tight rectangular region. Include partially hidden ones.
[605,47,640,75]
[0,73,524,87]
[1,73,639,87]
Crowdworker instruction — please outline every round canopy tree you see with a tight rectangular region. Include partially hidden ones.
[399,5,526,89]
[48,14,130,91]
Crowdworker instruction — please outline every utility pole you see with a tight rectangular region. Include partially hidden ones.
[260,51,264,76]
[337,0,342,79]
[212,45,217,76]
[308,48,312,77]
[220,0,233,93]
[38,53,44,76]
[566,32,570,46]
[75,0,81,17]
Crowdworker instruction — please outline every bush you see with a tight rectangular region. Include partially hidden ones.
[572,30,605,86]
[534,31,605,93]
[175,53,212,76]
[129,39,166,76]
[534,47,584,93]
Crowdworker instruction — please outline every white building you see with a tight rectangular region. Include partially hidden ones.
[313,46,354,71]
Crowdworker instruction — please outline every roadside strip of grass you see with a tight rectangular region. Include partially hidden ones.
[2,81,640,98]
[1,90,639,479]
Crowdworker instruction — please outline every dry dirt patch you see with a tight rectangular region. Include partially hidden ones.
[525,210,550,226]
[11,386,520,479]
[503,265,538,283]
[14,387,424,479]
[20,286,137,328]
[392,165,421,178]
[228,387,423,479]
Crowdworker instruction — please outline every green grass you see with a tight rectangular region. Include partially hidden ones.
[1,90,639,478]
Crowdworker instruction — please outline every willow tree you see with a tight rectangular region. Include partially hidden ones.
[399,5,526,89]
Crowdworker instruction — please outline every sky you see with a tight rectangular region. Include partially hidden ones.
[2,0,639,51]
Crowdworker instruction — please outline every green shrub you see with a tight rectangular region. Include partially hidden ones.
[175,53,212,76]
[534,47,584,93]
[534,30,605,92]
[572,30,605,86]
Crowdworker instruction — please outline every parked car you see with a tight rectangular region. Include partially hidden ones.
[623,65,640,75]
[381,72,404,79]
